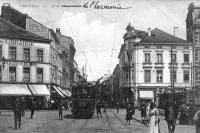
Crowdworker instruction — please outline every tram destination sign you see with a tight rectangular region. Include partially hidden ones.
[5,39,33,47]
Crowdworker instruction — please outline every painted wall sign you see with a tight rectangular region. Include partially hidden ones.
[5,39,33,46]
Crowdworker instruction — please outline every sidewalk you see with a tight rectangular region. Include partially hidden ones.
[111,108,196,133]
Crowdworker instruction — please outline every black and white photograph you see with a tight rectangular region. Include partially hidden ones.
[0,0,199,132]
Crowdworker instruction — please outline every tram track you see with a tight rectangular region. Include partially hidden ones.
[77,118,89,133]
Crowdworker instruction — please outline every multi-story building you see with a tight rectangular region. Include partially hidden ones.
[0,3,79,108]
[118,23,194,106]
[186,2,200,104]
[0,17,52,109]
[0,3,76,91]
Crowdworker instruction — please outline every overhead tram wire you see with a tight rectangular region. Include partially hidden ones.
[108,0,119,74]
[145,0,185,32]
[57,0,88,66]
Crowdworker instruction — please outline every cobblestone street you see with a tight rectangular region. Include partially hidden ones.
[0,109,195,133]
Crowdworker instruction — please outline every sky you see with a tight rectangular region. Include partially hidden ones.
[0,0,199,81]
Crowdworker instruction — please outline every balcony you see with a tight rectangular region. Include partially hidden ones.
[155,62,164,65]
[182,62,191,66]
[122,62,133,69]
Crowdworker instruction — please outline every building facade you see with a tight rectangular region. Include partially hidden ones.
[186,2,200,104]
[0,3,77,92]
[118,23,194,106]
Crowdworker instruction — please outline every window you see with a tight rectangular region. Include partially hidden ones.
[156,70,163,82]
[37,49,43,62]
[184,54,189,63]
[171,54,176,63]
[23,67,30,82]
[144,70,151,82]
[23,48,30,61]
[184,70,190,82]
[0,66,2,81]
[170,70,176,82]
[144,53,150,63]
[9,67,16,81]
[157,53,162,63]
[9,47,16,60]
[37,68,43,82]
[125,70,130,81]
[157,46,162,49]
[144,46,150,49]
[0,46,2,59]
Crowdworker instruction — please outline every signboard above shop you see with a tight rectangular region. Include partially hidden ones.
[5,39,33,47]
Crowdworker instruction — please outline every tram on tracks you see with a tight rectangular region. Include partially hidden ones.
[71,82,96,119]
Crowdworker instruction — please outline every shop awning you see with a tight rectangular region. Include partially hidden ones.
[52,85,65,98]
[62,89,71,97]
[28,85,50,96]
[139,91,154,99]
[56,86,70,97]
[0,84,32,96]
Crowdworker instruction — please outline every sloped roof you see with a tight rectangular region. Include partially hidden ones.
[0,17,51,43]
[140,28,190,43]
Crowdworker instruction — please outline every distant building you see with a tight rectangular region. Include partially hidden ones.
[186,2,200,104]
[112,64,121,103]
[118,23,194,106]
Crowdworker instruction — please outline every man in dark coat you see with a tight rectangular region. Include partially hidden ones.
[30,98,35,119]
[13,97,22,129]
[96,100,102,118]
[164,101,178,133]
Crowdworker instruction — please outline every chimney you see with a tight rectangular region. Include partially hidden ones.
[56,28,61,34]
[3,3,10,7]
[148,28,151,36]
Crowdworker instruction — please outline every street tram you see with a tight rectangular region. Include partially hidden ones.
[71,82,96,119]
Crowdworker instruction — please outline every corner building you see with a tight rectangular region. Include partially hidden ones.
[118,23,194,106]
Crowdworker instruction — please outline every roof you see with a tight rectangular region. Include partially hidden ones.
[0,17,51,43]
[140,28,190,43]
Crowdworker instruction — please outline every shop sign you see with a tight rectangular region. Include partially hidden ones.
[0,60,36,66]
[5,39,33,47]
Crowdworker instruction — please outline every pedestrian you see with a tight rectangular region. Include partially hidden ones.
[96,100,102,118]
[148,102,160,133]
[165,101,177,133]
[179,102,188,125]
[13,97,22,129]
[125,104,132,125]
[146,102,151,125]
[140,101,147,122]
[193,105,200,133]
[58,100,64,120]
[30,98,35,119]
[116,102,120,114]
[20,97,25,117]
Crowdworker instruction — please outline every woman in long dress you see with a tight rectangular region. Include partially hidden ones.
[148,102,159,133]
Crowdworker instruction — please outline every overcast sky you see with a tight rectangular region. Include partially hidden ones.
[0,0,199,81]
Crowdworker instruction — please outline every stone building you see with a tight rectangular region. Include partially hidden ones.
[0,17,52,109]
[118,23,194,106]
[0,3,76,92]
[186,2,200,104]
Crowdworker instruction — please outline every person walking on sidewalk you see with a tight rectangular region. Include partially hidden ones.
[148,102,160,133]
[165,101,177,133]
[96,100,102,118]
[58,100,64,120]
[193,105,200,133]
[125,104,132,125]
[13,97,22,129]
[30,98,35,119]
